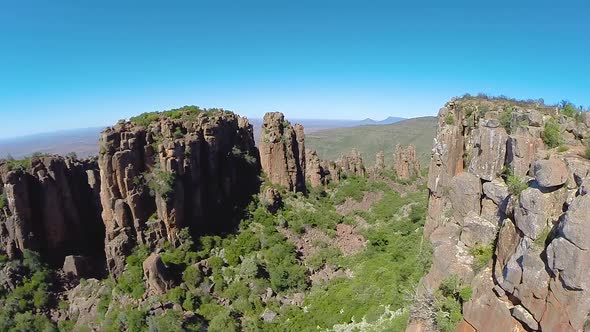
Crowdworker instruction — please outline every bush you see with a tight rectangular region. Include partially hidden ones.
[558,145,569,153]
[470,244,494,272]
[585,144,590,160]
[208,310,238,332]
[499,107,513,134]
[444,113,455,125]
[506,174,528,197]
[0,192,7,210]
[541,119,563,148]
[182,265,203,289]
[147,166,176,199]
[434,275,471,332]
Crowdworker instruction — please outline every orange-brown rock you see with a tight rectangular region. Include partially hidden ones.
[259,112,306,192]
[338,149,366,177]
[0,156,104,267]
[393,144,421,180]
[99,110,260,276]
[305,149,324,188]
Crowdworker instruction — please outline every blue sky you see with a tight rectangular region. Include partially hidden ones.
[0,1,588,138]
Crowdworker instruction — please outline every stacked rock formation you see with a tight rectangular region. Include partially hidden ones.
[338,149,366,177]
[305,149,325,188]
[0,156,104,266]
[393,144,421,180]
[408,97,590,332]
[99,110,260,276]
[259,112,306,192]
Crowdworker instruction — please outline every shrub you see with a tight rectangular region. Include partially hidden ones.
[434,275,471,332]
[506,174,528,197]
[444,113,455,125]
[182,265,203,289]
[557,145,569,153]
[541,119,563,148]
[146,166,176,199]
[470,244,494,272]
[499,107,513,134]
[0,193,7,210]
[208,310,238,332]
[585,144,590,160]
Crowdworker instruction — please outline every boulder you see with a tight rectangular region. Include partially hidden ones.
[449,172,482,221]
[532,159,568,188]
[63,255,92,278]
[143,253,174,295]
[468,125,508,181]
[513,187,548,240]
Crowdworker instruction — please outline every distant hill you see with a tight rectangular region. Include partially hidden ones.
[357,116,405,125]
[0,117,408,159]
[0,127,104,159]
[306,116,437,166]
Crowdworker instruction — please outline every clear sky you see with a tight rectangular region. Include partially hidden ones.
[0,0,588,138]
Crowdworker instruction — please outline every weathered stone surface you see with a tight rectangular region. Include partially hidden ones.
[63,255,92,278]
[143,253,174,295]
[428,104,464,197]
[511,305,539,330]
[460,212,497,248]
[506,135,539,177]
[67,278,110,331]
[261,187,282,213]
[449,172,482,221]
[259,112,305,192]
[338,149,366,177]
[467,125,508,181]
[393,144,420,180]
[462,268,524,332]
[374,151,385,172]
[482,178,509,206]
[0,156,104,266]
[99,111,260,276]
[513,187,548,240]
[305,149,324,188]
[532,159,568,188]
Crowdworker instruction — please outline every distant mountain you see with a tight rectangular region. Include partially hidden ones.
[357,116,405,125]
[305,116,437,166]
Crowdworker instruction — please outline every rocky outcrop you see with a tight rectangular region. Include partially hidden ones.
[409,97,590,332]
[393,145,421,180]
[305,149,325,188]
[338,149,366,177]
[259,112,306,192]
[143,253,174,294]
[99,110,260,276]
[0,156,104,267]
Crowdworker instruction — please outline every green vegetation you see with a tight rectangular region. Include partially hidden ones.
[499,107,513,134]
[146,165,176,199]
[541,119,563,148]
[470,244,494,272]
[505,169,528,197]
[585,144,590,160]
[306,117,437,166]
[129,106,231,127]
[444,113,455,125]
[434,275,471,332]
[557,145,569,153]
[0,192,7,210]
[0,170,431,331]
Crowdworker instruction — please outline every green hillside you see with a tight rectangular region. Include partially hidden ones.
[306,116,438,167]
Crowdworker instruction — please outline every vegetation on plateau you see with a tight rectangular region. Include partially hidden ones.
[0,174,431,331]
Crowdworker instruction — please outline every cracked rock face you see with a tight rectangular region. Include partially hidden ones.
[408,97,590,332]
[259,112,306,192]
[393,144,421,180]
[99,111,260,277]
[0,156,104,268]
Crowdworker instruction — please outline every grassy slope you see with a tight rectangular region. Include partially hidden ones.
[305,116,438,166]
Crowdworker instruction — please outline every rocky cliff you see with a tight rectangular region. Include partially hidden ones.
[0,156,104,267]
[98,109,260,276]
[409,97,590,331]
[259,112,306,192]
[394,144,421,180]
